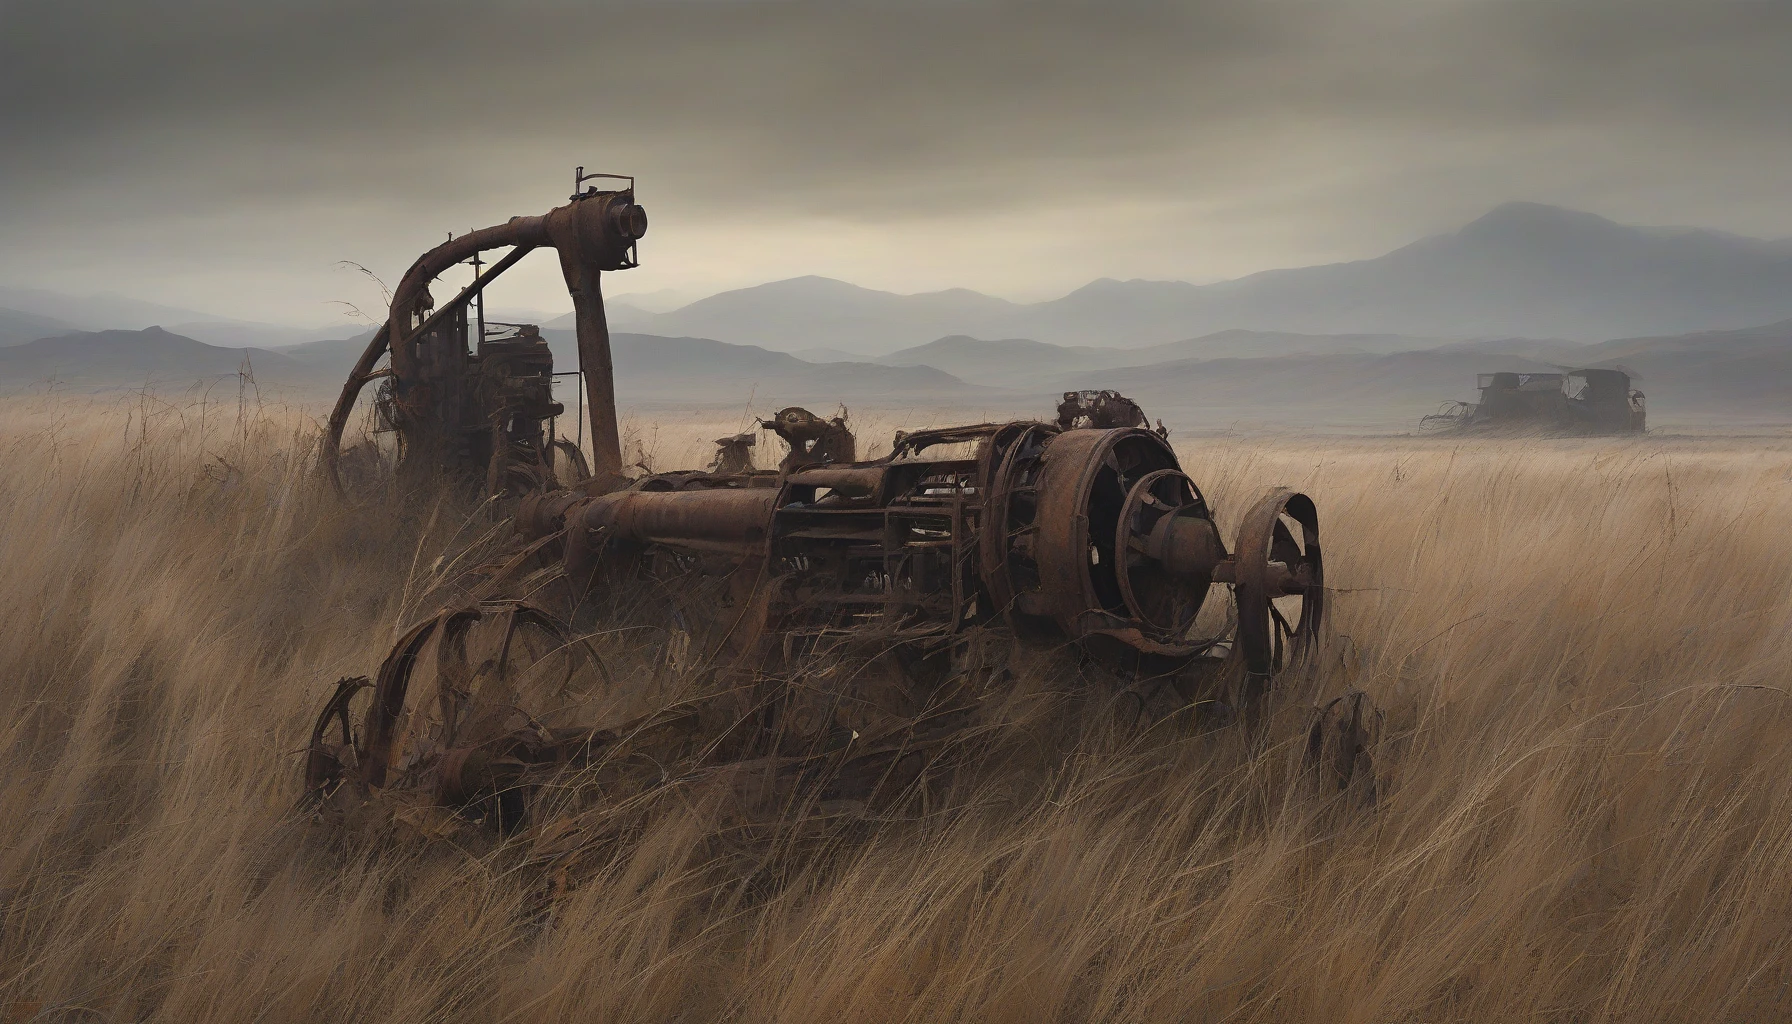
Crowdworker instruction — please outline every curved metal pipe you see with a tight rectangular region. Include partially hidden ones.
[319,188,646,492]
[386,216,550,381]
[321,322,390,494]
[580,487,778,556]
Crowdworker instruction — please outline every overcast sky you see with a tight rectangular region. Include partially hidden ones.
[3,0,1789,325]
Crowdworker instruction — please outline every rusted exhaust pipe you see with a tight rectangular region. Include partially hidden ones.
[783,466,885,498]
[581,487,777,555]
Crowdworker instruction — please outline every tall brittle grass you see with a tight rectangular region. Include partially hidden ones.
[1,397,1790,1023]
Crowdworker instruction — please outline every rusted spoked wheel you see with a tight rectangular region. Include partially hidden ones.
[1232,488,1323,694]
[977,422,1058,619]
[358,602,611,790]
[1113,468,1218,652]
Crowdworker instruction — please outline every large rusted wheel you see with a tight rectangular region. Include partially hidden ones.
[356,602,611,793]
[977,422,1057,618]
[1232,488,1323,695]
[1028,427,1185,639]
[1113,468,1219,652]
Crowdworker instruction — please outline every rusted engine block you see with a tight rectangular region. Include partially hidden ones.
[304,176,1361,859]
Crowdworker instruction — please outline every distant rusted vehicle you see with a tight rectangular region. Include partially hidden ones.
[304,173,1371,868]
[1422,369,1646,434]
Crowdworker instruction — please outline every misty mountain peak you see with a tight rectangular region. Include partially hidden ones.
[755,276,872,296]
[1060,277,1202,302]
[1456,202,1627,243]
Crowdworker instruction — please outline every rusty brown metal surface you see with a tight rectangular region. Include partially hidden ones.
[581,486,779,556]
[765,407,856,472]
[305,176,1356,874]
[305,389,1343,871]
[781,465,885,498]
[709,433,757,474]
[1233,488,1324,693]
[323,176,647,494]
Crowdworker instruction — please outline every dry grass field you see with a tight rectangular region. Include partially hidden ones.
[1,394,1790,1023]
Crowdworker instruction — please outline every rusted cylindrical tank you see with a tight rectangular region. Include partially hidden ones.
[580,487,778,556]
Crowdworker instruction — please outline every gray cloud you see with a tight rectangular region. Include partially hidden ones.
[3,0,1789,323]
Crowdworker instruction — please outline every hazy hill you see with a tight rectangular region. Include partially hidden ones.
[1054,204,1792,344]
[189,317,1792,429]
[1030,319,1792,430]
[0,327,302,387]
[1126,329,1442,363]
[14,202,1790,360]
[1033,349,1564,431]
[543,299,657,333]
[1573,320,1792,419]
[616,319,1792,427]
[541,331,980,405]
[598,276,1022,355]
[2,305,1778,431]
[876,336,1104,383]
[169,325,982,405]
[874,330,1448,387]
[0,306,77,347]
[606,204,1792,352]
[0,284,379,350]
[1581,319,1792,362]
[1060,202,1792,343]
[274,328,383,368]
[789,346,870,364]
[170,320,374,350]
[0,286,230,332]
[1416,321,1792,421]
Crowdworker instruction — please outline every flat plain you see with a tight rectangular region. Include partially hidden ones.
[2,395,1789,1023]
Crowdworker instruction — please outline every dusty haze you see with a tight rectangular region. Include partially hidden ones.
[3,0,1791,322]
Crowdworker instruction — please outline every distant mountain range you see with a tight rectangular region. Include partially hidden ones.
[3,199,1790,427]
[543,331,982,405]
[827,322,1792,427]
[869,330,1446,387]
[0,327,299,387]
[0,306,77,347]
[12,202,1792,359]
[591,203,1792,353]
[0,326,982,407]
[0,286,230,334]
[3,318,1785,430]
[547,278,1022,355]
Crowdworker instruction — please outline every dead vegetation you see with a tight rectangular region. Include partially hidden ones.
[1,397,1789,1022]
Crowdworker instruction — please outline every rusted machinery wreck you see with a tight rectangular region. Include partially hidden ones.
[1421,369,1647,434]
[306,174,1368,862]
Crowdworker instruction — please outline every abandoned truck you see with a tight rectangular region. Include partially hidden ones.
[1422,369,1646,434]
[304,172,1369,860]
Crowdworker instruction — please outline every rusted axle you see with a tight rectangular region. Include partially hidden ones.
[520,419,1322,673]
